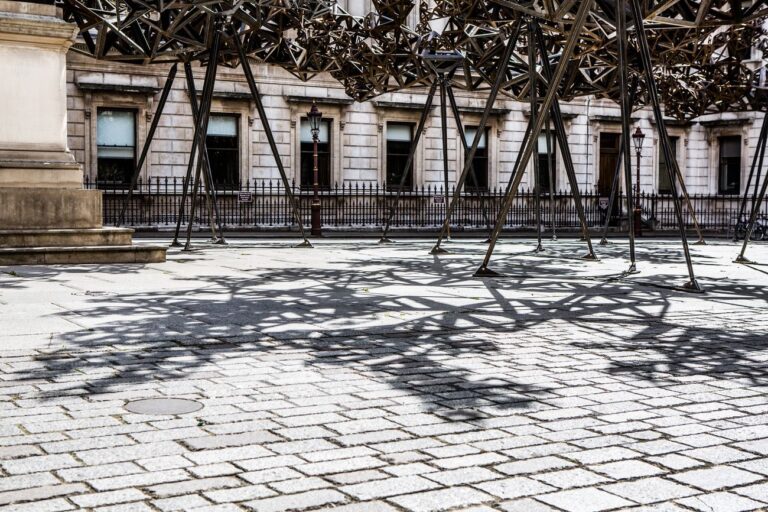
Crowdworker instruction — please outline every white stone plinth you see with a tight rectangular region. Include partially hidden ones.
[0,0,81,189]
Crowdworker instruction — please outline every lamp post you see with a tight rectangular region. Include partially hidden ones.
[307,101,322,236]
[632,126,645,237]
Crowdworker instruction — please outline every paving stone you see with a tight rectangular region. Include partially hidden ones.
[89,469,190,491]
[602,477,700,504]
[388,486,494,512]
[562,447,640,465]
[1,453,81,474]
[153,495,212,511]
[244,489,347,512]
[269,477,331,494]
[0,497,75,512]
[341,475,439,499]
[670,466,763,491]
[683,446,758,464]
[315,502,399,512]
[676,491,765,512]
[532,468,612,489]
[732,482,768,502]
[495,456,576,476]
[204,484,276,503]
[475,476,556,499]
[424,467,499,485]
[71,489,149,508]
[536,488,634,512]
[147,477,242,498]
[0,483,88,506]
[590,460,665,479]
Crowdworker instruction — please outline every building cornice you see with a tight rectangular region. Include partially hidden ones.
[0,1,76,50]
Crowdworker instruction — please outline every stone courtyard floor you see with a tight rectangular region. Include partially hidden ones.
[1,237,768,512]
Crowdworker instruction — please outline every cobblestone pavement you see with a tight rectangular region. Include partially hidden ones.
[1,238,768,511]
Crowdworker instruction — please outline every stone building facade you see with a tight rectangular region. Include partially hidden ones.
[65,51,767,198]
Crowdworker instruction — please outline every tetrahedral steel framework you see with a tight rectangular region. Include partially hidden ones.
[57,0,768,291]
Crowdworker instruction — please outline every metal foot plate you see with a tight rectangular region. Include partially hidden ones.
[295,239,314,248]
[474,267,503,278]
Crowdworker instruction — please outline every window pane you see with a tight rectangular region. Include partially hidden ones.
[720,136,741,157]
[464,126,487,148]
[208,115,237,137]
[658,136,678,194]
[300,119,330,143]
[719,136,741,193]
[97,109,135,147]
[387,123,412,142]
[537,132,555,153]
[206,115,239,187]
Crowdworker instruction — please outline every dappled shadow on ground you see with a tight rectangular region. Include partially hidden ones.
[5,240,768,414]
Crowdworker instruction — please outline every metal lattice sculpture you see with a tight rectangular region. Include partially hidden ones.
[57,0,768,288]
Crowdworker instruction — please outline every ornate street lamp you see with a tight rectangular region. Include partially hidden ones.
[632,126,645,237]
[307,101,322,236]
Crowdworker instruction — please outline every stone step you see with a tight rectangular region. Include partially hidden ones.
[0,228,134,248]
[0,244,167,265]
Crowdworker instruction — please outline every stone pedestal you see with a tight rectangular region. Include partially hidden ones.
[0,1,165,265]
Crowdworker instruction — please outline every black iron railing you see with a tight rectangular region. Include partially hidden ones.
[84,176,768,234]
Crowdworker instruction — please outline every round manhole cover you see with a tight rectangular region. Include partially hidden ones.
[125,398,203,415]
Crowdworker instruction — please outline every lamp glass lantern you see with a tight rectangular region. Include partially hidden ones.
[307,101,322,139]
[632,126,645,153]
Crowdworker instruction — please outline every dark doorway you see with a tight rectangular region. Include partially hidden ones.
[599,132,621,224]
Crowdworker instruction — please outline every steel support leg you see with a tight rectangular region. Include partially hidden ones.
[184,32,221,251]
[528,21,544,253]
[735,112,768,239]
[736,158,768,263]
[431,21,522,254]
[445,84,493,240]
[118,63,177,227]
[533,22,596,260]
[235,37,311,247]
[630,0,699,290]
[616,0,638,273]
[172,62,202,247]
[475,0,593,277]
[439,77,452,243]
[185,60,224,244]
[544,116,556,241]
[380,80,439,243]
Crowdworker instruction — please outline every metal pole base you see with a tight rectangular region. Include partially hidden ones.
[625,263,639,274]
[582,253,598,261]
[551,235,558,242]
[682,279,704,293]
[483,238,492,244]
[378,237,395,244]
[693,238,706,246]
[295,239,314,248]
[734,255,753,264]
[182,244,194,252]
[599,238,609,246]
[169,240,182,248]
[473,266,503,278]
[430,246,449,255]
[534,244,544,253]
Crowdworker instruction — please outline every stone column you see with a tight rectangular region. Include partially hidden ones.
[0,0,101,229]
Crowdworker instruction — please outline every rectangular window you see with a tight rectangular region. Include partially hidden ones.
[658,136,679,194]
[300,118,331,189]
[719,135,741,194]
[386,122,414,190]
[206,114,239,188]
[97,108,136,185]
[537,132,556,194]
[464,126,489,190]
